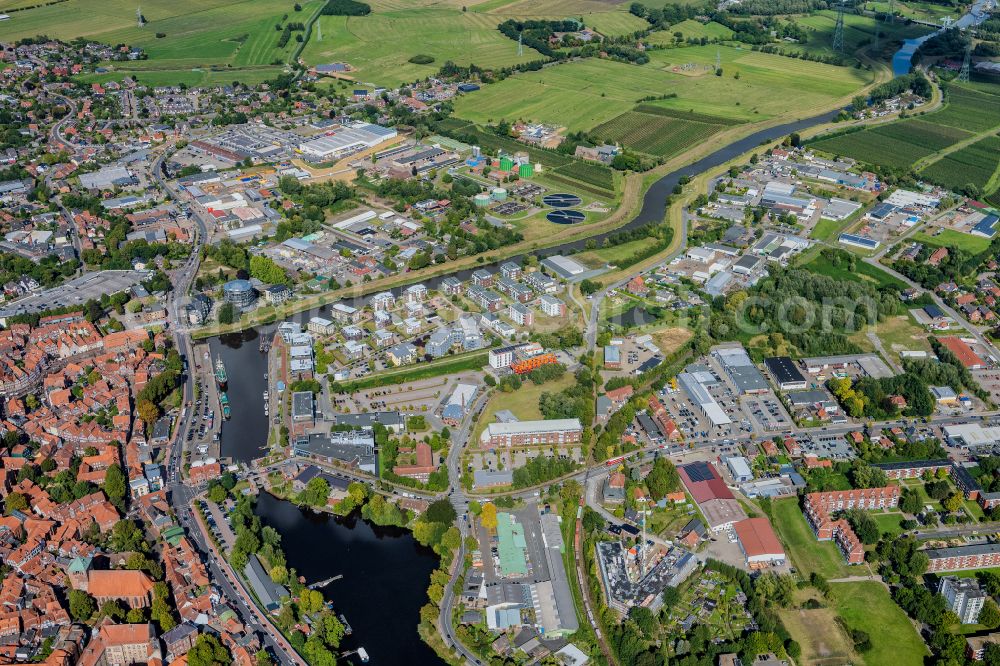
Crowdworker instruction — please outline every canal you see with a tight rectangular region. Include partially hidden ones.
[255,493,447,666]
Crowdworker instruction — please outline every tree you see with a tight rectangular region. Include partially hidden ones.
[981,599,1000,629]
[480,502,497,532]
[208,483,228,505]
[218,302,236,324]
[943,491,964,513]
[4,491,27,514]
[109,519,147,553]
[137,399,160,428]
[68,589,95,621]
[645,457,679,500]
[900,488,922,514]
[187,634,232,666]
[103,463,127,511]
[425,499,457,525]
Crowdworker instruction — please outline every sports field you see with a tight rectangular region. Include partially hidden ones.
[452,45,871,132]
[0,0,317,83]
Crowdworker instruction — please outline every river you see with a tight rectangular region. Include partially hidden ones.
[254,493,447,666]
[892,0,993,75]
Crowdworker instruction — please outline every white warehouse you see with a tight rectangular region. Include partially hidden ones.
[298,122,398,161]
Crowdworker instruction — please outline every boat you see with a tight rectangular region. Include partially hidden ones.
[259,337,271,353]
[219,393,231,420]
[263,391,269,401]
[339,614,353,635]
[357,647,369,663]
[214,357,228,388]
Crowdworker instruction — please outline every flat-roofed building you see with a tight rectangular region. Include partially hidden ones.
[764,356,807,391]
[479,419,583,448]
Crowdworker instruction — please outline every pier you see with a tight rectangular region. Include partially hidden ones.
[307,574,342,589]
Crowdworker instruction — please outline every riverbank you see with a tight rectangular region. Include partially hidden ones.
[193,54,892,339]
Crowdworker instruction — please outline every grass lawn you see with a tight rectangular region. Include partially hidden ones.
[912,228,992,253]
[472,373,574,442]
[787,11,931,63]
[830,581,927,666]
[452,44,871,132]
[810,216,854,242]
[338,350,488,392]
[873,512,906,537]
[770,497,853,580]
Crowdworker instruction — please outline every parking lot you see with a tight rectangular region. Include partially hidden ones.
[801,433,856,460]
[741,394,794,432]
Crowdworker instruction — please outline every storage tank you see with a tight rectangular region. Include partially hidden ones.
[473,193,491,207]
[491,187,508,202]
[518,162,534,178]
[499,156,514,171]
[534,162,543,173]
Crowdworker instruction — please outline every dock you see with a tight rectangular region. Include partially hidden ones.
[307,575,342,589]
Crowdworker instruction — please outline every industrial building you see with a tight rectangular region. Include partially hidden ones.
[732,518,785,569]
[298,123,398,161]
[677,371,731,427]
[944,423,1000,449]
[764,356,807,391]
[713,345,769,394]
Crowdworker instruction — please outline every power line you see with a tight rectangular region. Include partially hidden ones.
[833,1,846,53]
[959,39,972,82]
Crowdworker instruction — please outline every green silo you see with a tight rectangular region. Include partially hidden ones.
[499,156,514,171]
[518,162,534,178]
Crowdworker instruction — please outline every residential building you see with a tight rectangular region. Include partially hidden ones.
[479,419,583,447]
[940,576,987,624]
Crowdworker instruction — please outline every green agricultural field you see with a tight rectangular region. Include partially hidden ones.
[0,0,315,84]
[770,497,853,580]
[830,582,927,666]
[920,135,1000,196]
[591,109,729,158]
[928,84,1000,133]
[912,228,992,253]
[581,10,650,36]
[809,119,972,169]
[301,2,542,88]
[453,45,871,132]
[648,18,734,42]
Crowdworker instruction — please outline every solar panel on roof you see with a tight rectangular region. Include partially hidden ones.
[684,461,715,482]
